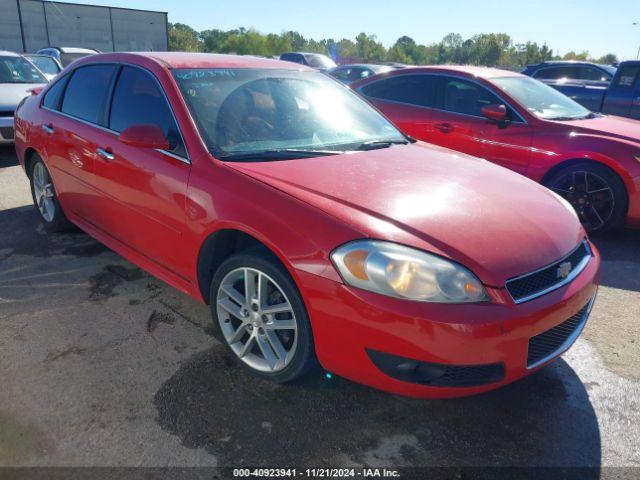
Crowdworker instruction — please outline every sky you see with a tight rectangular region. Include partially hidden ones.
[66,0,640,60]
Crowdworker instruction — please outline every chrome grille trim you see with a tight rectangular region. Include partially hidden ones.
[526,294,596,369]
[505,240,592,304]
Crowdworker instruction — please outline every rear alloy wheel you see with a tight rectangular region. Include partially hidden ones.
[544,163,627,234]
[209,250,317,383]
[29,156,72,232]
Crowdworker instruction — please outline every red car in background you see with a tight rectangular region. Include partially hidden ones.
[353,66,640,233]
[14,53,599,398]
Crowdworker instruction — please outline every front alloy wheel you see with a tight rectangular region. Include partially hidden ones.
[209,249,317,383]
[217,267,297,372]
[545,162,627,233]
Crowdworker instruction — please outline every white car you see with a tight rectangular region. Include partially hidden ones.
[0,51,47,144]
[23,54,63,81]
[35,47,99,68]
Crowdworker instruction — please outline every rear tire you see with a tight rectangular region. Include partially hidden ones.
[29,155,73,232]
[209,248,317,383]
[543,162,627,234]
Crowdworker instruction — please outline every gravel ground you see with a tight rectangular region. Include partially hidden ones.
[1,145,639,476]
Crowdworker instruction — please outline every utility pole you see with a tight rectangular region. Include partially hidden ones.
[635,23,640,59]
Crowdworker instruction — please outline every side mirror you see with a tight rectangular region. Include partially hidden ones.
[481,104,508,123]
[119,124,170,150]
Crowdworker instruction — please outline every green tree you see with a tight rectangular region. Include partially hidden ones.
[595,53,618,65]
[563,50,590,61]
[168,23,203,52]
[354,33,386,62]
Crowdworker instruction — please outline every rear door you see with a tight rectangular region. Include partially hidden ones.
[358,73,443,143]
[40,64,117,222]
[91,65,191,277]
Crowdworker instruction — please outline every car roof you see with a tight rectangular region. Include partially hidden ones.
[0,50,21,57]
[77,52,314,70]
[282,52,328,57]
[334,64,387,69]
[57,47,98,53]
[390,65,523,79]
[531,60,609,68]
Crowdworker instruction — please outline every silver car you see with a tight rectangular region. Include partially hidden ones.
[0,51,47,144]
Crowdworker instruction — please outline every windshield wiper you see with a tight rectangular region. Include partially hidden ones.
[217,148,344,162]
[355,139,410,151]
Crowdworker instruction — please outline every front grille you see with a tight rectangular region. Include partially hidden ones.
[506,241,591,303]
[367,349,505,387]
[0,127,14,140]
[527,301,591,368]
[0,110,14,117]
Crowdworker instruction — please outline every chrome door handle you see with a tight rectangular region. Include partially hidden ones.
[435,122,454,133]
[96,148,115,161]
[41,124,54,134]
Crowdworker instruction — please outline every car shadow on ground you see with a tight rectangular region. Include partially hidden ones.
[0,199,602,472]
[591,228,640,293]
[0,145,19,169]
[153,346,601,472]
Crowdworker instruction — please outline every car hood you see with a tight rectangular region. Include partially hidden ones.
[226,142,585,287]
[560,115,640,147]
[0,83,45,112]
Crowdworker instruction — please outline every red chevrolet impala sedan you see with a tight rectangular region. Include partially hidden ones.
[14,53,600,398]
[353,66,640,233]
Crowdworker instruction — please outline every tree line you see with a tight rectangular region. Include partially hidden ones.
[168,23,619,69]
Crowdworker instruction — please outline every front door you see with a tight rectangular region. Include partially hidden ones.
[91,65,191,278]
[437,75,533,174]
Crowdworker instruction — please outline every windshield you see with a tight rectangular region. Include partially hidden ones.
[59,52,93,67]
[172,68,406,158]
[493,76,591,120]
[0,56,47,84]
[305,54,337,69]
[24,55,60,76]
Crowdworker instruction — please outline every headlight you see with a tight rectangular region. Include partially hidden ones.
[331,240,488,303]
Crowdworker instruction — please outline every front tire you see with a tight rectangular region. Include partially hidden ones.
[29,155,72,232]
[209,249,317,383]
[543,162,627,234]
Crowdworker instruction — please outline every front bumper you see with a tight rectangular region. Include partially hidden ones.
[298,244,600,399]
[0,116,14,143]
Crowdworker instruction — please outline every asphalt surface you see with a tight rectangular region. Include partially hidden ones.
[1,145,639,475]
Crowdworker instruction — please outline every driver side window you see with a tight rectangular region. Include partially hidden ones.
[440,76,521,122]
[109,66,187,158]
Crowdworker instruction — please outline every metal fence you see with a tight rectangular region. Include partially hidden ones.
[0,0,168,53]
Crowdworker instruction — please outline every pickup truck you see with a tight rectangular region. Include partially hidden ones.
[523,61,640,119]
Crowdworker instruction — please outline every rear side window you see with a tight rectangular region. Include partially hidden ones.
[61,65,116,124]
[280,53,305,65]
[442,77,501,117]
[43,75,70,110]
[575,66,611,81]
[109,66,186,158]
[533,66,574,80]
[361,74,438,108]
[614,65,640,88]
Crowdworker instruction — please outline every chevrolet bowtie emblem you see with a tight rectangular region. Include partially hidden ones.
[557,261,572,280]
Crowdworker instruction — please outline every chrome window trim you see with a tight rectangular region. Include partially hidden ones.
[356,72,528,125]
[526,293,596,370]
[533,65,612,82]
[41,60,190,163]
[506,240,592,304]
[42,107,190,165]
